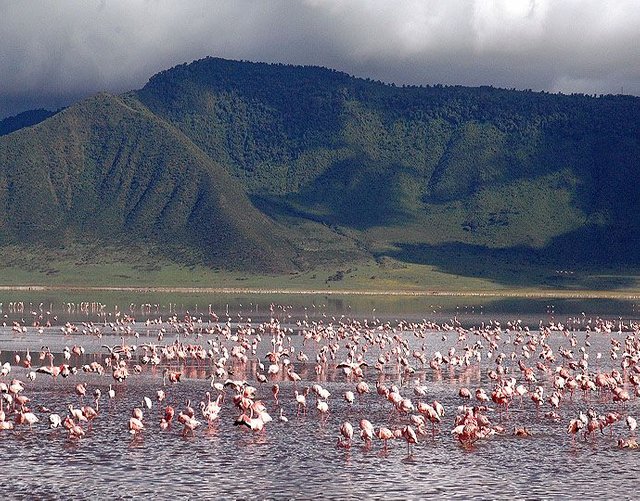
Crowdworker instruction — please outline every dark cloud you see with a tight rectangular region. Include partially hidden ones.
[1,0,638,118]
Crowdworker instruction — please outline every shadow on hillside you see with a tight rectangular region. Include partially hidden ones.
[275,155,421,230]
[384,225,640,290]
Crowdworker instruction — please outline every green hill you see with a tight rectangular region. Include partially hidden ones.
[0,108,58,136]
[0,92,306,272]
[1,56,640,288]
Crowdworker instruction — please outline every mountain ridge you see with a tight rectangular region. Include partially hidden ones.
[0,108,58,136]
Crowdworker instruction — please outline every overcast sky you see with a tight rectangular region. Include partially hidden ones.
[1,0,638,118]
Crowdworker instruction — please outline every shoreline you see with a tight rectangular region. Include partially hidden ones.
[0,284,638,299]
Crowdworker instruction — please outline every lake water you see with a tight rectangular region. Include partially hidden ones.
[2,292,640,499]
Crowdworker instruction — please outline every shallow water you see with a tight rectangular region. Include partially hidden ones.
[1,295,640,499]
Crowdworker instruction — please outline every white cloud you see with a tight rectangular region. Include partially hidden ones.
[472,0,551,52]
[0,0,638,117]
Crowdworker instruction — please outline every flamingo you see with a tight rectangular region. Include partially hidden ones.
[17,409,39,428]
[626,416,637,436]
[68,404,88,422]
[93,389,102,411]
[234,410,265,432]
[402,425,418,455]
[317,399,329,420]
[0,421,14,431]
[129,408,144,434]
[344,391,355,404]
[376,427,394,449]
[160,406,175,430]
[567,418,584,442]
[82,406,98,423]
[179,412,201,435]
[295,389,308,416]
[49,414,62,429]
[338,421,354,448]
[359,419,374,445]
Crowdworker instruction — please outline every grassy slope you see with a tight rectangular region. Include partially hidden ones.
[0,93,317,272]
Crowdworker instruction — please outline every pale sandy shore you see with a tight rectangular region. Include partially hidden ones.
[0,285,638,299]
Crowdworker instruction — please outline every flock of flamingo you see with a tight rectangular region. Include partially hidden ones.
[1,303,640,457]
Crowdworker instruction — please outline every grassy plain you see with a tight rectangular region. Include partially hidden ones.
[1,243,639,299]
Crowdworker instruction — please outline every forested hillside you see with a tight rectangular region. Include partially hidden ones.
[2,57,640,281]
[0,108,57,137]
